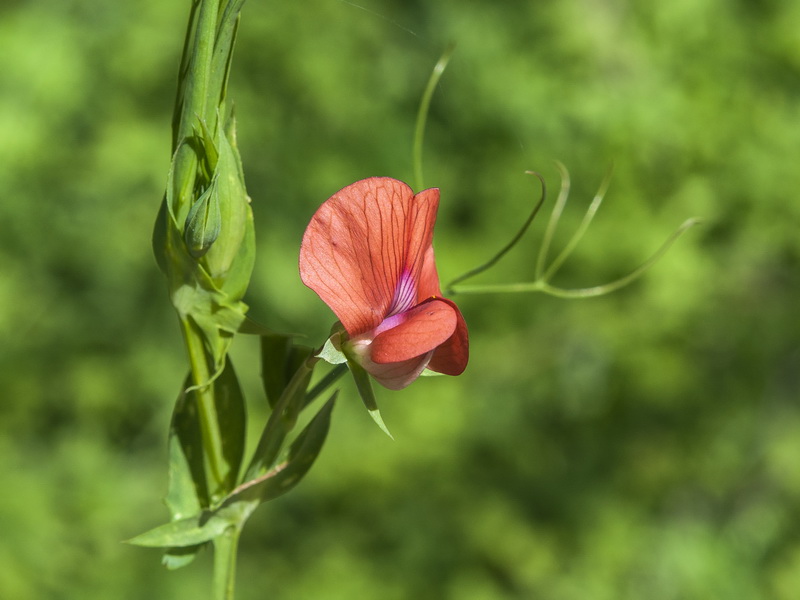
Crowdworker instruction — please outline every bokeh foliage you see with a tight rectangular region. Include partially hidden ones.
[1,0,799,598]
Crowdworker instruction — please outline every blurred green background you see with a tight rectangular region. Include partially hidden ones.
[2,0,799,598]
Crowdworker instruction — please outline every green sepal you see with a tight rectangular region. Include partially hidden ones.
[419,368,444,377]
[344,356,393,440]
[183,176,221,258]
[317,333,347,365]
[192,118,220,178]
[244,355,319,481]
[202,119,253,292]
[168,139,200,227]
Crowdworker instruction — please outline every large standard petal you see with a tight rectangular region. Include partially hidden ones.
[415,245,443,301]
[299,178,439,336]
[427,299,469,376]
[370,299,457,364]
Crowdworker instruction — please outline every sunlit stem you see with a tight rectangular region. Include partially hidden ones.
[540,164,614,283]
[451,218,701,298]
[413,44,455,191]
[535,161,570,279]
[180,317,227,499]
[305,363,348,407]
[445,171,546,294]
[212,524,242,600]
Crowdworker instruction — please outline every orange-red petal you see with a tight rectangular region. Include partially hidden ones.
[427,299,469,376]
[299,178,440,336]
[370,299,457,364]
[360,353,434,391]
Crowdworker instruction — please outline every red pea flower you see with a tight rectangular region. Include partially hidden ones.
[300,177,469,390]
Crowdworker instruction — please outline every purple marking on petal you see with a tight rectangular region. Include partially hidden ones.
[373,311,407,336]
[386,269,417,317]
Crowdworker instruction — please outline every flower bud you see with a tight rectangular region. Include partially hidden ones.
[183,178,221,258]
[201,128,251,288]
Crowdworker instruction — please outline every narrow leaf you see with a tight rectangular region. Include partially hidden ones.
[244,356,319,480]
[213,357,247,492]
[260,333,293,406]
[127,504,244,549]
[346,358,393,439]
[227,395,336,505]
[162,544,205,571]
[166,373,209,519]
[238,316,277,336]
[260,333,313,409]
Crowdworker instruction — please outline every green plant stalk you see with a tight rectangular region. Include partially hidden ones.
[445,171,546,294]
[170,0,248,507]
[169,2,247,596]
[212,524,242,600]
[304,363,347,407]
[451,218,701,298]
[540,164,614,283]
[181,316,227,497]
[535,161,571,279]
[413,44,455,191]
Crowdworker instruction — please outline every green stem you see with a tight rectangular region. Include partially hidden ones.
[304,363,348,408]
[413,44,455,191]
[212,524,242,600]
[181,317,227,498]
[535,161,570,279]
[450,218,701,298]
[541,165,613,283]
[445,171,545,294]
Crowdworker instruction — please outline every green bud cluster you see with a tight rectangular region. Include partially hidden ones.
[152,0,254,379]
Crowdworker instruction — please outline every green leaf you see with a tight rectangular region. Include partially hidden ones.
[172,283,248,384]
[162,544,205,571]
[130,394,334,552]
[304,363,348,408]
[213,357,247,492]
[152,197,169,274]
[168,139,200,226]
[261,333,312,408]
[164,358,246,520]
[127,503,246,549]
[130,394,335,550]
[227,394,336,505]
[346,358,393,440]
[166,373,209,519]
[244,355,319,481]
[237,316,276,336]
